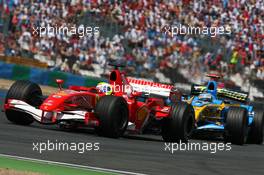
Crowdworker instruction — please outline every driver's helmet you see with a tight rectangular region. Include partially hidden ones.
[96,82,112,95]
[198,93,213,102]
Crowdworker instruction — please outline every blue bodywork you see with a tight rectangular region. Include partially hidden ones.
[186,81,254,132]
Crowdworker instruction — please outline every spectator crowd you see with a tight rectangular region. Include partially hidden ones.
[0,0,263,84]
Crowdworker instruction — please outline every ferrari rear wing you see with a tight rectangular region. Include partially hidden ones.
[191,84,249,103]
[127,77,173,97]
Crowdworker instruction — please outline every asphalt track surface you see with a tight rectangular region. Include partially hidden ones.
[0,90,264,175]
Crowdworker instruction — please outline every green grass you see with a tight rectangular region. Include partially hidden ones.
[0,156,116,175]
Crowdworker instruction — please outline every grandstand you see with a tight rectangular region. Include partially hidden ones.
[0,0,263,100]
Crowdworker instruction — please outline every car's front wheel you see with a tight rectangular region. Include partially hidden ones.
[95,96,129,138]
[225,107,248,145]
[5,80,42,125]
[248,110,264,144]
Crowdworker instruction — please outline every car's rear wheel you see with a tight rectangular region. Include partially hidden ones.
[225,107,248,145]
[248,110,264,144]
[161,102,195,142]
[95,96,129,138]
[5,80,42,125]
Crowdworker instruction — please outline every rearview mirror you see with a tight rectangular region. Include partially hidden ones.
[56,79,64,90]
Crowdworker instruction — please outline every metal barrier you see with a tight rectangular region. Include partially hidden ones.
[0,61,105,88]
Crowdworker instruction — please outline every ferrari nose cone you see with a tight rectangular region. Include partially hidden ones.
[40,99,59,111]
[40,95,65,111]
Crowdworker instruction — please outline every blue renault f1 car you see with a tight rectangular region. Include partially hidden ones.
[183,74,264,145]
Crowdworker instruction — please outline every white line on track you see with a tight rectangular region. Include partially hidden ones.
[0,153,147,175]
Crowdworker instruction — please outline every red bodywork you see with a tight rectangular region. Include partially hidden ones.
[104,68,173,131]
[5,67,176,133]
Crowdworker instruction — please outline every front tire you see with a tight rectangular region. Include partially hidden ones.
[162,102,195,142]
[5,80,42,125]
[95,96,129,138]
[248,110,264,144]
[225,107,248,145]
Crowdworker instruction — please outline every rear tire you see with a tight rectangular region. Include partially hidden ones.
[248,110,264,144]
[225,107,248,145]
[162,102,195,142]
[95,96,129,138]
[5,80,42,125]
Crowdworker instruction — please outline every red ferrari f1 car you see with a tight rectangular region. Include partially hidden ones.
[3,62,195,142]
